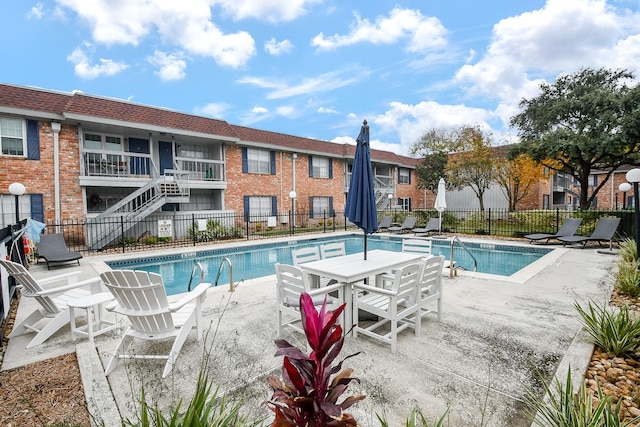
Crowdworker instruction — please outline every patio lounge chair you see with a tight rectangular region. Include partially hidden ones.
[37,234,83,269]
[524,218,583,244]
[558,217,621,248]
[99,269,211,378]
[377,215,393,232]
[388,217,417,233]
[412,218,441,236]
[0,258,102,348]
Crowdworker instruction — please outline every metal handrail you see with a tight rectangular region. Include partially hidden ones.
[449,236,478,278]
[214,257,234,292]
[187,262,204,291]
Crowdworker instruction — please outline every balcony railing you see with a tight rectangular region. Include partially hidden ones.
[83,151,154,178]
[175,158,225,181]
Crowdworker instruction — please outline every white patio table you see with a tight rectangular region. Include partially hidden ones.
[299,249,424,331]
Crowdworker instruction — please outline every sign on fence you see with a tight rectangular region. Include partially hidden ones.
[158,219,173,238]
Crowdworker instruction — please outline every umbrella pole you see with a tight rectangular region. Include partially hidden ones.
[364,232,367,260]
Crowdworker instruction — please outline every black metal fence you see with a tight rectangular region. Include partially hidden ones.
[42,208,635,256]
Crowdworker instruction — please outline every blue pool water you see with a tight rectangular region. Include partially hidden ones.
[107,235,552,295]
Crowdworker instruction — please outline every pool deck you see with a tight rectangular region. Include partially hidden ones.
[1,232,617,426]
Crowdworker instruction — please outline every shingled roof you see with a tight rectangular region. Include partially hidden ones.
[0,83,421,168]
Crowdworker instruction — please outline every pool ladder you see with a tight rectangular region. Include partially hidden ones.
[449,236,478,278]
[187,257,235,292]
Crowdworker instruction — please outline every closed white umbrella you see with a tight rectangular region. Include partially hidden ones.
[435,178,447,234]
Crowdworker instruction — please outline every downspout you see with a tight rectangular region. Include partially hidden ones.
[292,153,297,211]
[51,122,61,224]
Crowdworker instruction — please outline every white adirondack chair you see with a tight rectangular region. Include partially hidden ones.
[291,246,321,265]
[0,258,102,348]
[99,269,210,379]
[353,262,423,353]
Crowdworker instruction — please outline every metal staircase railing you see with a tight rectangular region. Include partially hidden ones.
[374,177,394,210]
[86,169,190,250]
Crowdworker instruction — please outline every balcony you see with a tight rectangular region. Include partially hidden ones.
[175,158,225,182]
[83,151,154,179]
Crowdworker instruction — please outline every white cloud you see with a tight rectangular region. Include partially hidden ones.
[455,0,640,106]
[276,105,297,117]
[238,68,369,99]
[264,38,294,56]
[196,102,230,118]
[371,100,495,155]
[66,46,128,79]
[28,3,44,19]
[252,106,268,113]
[148,50,187,81]
[317,106,338,114]
[312,7,447,52]
[56,0,256,68]
[214,0,322,22]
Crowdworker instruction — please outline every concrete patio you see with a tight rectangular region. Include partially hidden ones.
[1,234,616,426]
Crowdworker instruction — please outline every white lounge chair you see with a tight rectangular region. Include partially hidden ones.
[275,263,345,336]
[99,269,211,379]
[353,262,423,353]
[0,259,102,348]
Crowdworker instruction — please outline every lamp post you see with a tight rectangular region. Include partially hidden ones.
[289,190,297,234]
[8,182,26,224]
[620,182,632,210]
[625,169,640,259]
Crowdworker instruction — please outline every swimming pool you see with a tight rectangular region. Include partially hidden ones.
[107,234,552,295]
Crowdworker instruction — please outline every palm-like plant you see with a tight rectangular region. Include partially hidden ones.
[266,293,365,426]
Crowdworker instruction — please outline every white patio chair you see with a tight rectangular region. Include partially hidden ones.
[291,246,321,265]
[416,255,445,322]
[99,269,211,379]
[353,262,423,353]
[0,258,102,348]
[320,242,346,259]
[275,263,345,336]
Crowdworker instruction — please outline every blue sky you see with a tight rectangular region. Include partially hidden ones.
[3,0,640,156]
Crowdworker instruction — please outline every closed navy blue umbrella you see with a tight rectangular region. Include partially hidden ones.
[345,120,378,259]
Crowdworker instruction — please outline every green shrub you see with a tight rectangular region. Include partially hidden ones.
[377,406,449,426]
[526,368,639,427]
[574,299,640,356]
[619,238,637,264]
[616,260,640,297]
[144,236,158,245]
[126,370,262,427]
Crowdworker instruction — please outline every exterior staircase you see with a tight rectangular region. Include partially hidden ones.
[375,177,395,210]
[86,174,189,250]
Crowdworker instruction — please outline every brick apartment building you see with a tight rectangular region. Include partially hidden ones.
[0,83,427,245]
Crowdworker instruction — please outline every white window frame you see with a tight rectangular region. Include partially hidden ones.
[248,196,272,221]
[83,132,124,163]
[247,148,270,174]
[312,196,330,218]
[398,168,410,184]
[0,116,26,157]
[312,157,329,178]
[398,197,410,211]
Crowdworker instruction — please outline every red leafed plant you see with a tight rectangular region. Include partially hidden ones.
[266,293,365,426]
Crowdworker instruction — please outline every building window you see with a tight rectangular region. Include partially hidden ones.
[588,175,598,187]
[247,196,273,221]
[398,197,411,211]
[398,168,410,184]
[312,157,328,178]
[1,117,25,156]
[84,132,124,164]
[246,148,271,174]
[310,196,333,218]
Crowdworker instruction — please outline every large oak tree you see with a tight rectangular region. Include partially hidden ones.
[510,68,640,210]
